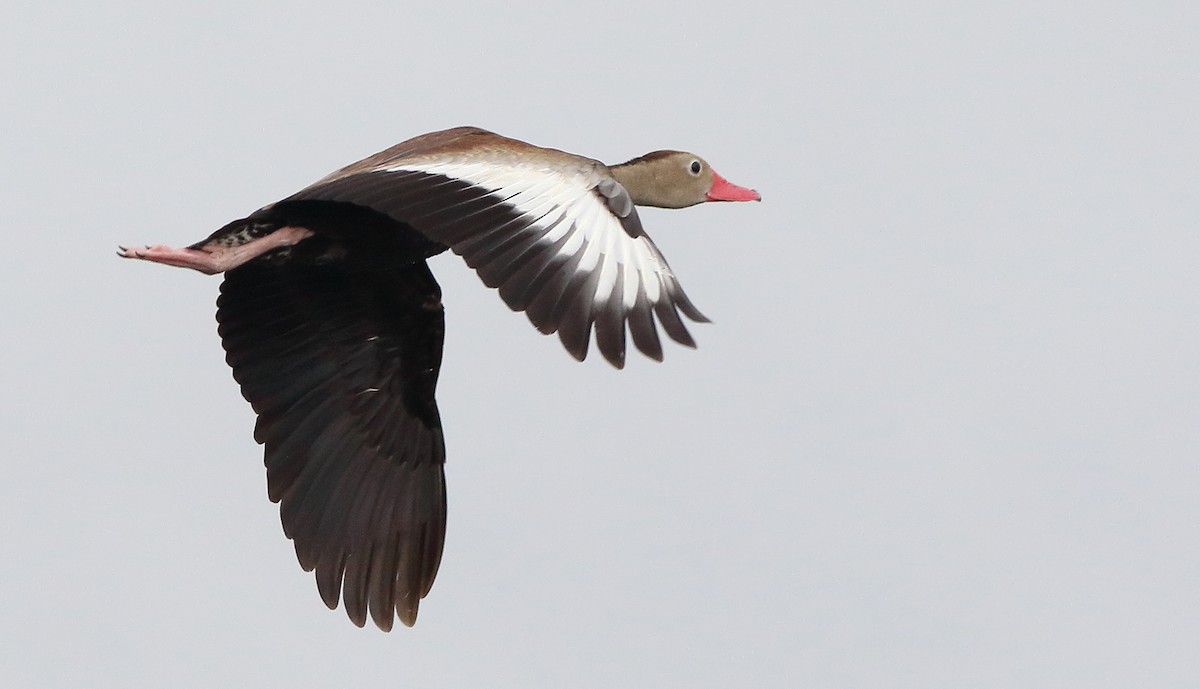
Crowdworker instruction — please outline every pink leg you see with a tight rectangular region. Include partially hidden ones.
[117,226,314,275]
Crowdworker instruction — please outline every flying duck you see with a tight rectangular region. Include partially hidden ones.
[119,126,760,630]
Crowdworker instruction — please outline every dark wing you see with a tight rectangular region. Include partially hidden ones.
[282,134,708,369]
[216,249,447,631]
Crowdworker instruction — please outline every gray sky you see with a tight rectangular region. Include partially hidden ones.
[3,1,1198,687]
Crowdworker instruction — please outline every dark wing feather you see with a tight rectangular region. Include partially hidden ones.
[216,251,447,631]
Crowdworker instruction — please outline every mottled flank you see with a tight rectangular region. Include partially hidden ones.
[195,221,279,249]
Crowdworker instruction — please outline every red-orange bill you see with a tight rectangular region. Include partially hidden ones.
[707,171,761,202]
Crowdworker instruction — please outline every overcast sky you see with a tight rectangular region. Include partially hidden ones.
[2,1,1198,687]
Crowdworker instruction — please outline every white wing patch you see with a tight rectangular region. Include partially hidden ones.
[288,155,707,367]
[385,160,671,318]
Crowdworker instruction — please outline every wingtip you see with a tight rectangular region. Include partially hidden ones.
[398,609,418,628]
[559,328,590,362]
[675,295,710,324]
[372,612,395,633]
[603,352,627,370]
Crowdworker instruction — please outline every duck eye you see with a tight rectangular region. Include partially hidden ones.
[689,160,702,175]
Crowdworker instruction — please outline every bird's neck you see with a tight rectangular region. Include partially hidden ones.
[609,158,673,208]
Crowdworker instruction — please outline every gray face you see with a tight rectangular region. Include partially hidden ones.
[660,152,716,208]
[609,151,715,208]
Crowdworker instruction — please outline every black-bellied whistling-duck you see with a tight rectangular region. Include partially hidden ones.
[119,126,760,631]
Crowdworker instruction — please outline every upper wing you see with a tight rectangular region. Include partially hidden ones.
[280,129,708,368]
[216,246,447,631]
